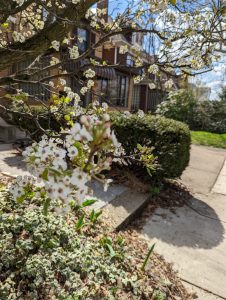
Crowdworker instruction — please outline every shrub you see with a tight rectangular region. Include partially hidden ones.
[155,89,196,125]
[156,89,226,134]
[0,191,153,300]
[111,113,191,179]
[192,100,226,133]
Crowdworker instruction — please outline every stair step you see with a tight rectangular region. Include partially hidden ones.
[0,126,16,143]
[102,189,151,230]
[0,117,26,143]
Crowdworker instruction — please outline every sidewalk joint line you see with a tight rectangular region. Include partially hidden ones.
[180,277,226,299]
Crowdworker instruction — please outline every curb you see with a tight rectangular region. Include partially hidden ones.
[102,189,151,231]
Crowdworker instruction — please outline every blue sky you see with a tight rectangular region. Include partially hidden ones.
[191,57,226,100]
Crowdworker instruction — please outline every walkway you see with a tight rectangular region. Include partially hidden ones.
[142,145,226,299]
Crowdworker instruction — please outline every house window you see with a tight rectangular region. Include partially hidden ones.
[97,73,129,107]
[109,74,129,107]
[77,28,89,52]
[132,85,140,111]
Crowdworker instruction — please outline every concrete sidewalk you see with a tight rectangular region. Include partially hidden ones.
[142,145,226,299]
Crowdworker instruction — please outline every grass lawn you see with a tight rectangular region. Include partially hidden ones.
[191,131,226,149]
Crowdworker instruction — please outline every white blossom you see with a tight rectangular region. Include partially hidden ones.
[164,79,174,89]
[119,45,128,54]
[51,40,60,51]
[148,64,159,75]
[84,69,96,78]
[69,46,79,59]
[87,80,94,89]
[149,83,156,89]
[137,109,145,118]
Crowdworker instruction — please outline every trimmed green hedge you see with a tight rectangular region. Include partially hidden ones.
[4,105,191,179]
[111,113,191,179]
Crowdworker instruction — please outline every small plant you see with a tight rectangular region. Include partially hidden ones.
[149,186,160,196]
[152,290,166,300]
[100,236,116,258]
[89,209,102,223]
[141,243,156,271]
[137,144,157,176]
[75,213,86,231]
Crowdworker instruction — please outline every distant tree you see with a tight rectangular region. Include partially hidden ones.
[219,86,226,101]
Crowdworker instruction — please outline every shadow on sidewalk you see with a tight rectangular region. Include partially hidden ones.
[142,195,225,249]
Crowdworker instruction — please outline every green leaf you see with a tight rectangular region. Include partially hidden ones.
[169,0,177,5]
[41,168,49,181]
[73,204,82,213]
[82,199,97,207]
[89,210,102,223]
[141,243,156,271]
[89,210,95,222]
[75,214,85,231]
[16,194,26,204]
[106,244,116,258]
[43,198,51,216]
[2,23,9,29]
[137,143,142,151]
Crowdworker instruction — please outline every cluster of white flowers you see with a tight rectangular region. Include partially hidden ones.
[137,109,145,118]
[51,40,60,51]
[62,87,80,105]
[50,57,60,65]
[9,175,37,200]
[69,46,79,60]
[134,57,143,67]
[8,101,122,212]
[149,83,156,90]
[133,75,143,84]
[84,69,96,78]
[87,79,95,89]
[119,45,129,54]
[12,31,25,43]
[124,111,131,118]
[16,134,89,207]
[79,87,87,95]
[148,64,159,75]
[164,78,174,89]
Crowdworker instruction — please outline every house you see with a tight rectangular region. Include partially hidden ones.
[0,0,183,113]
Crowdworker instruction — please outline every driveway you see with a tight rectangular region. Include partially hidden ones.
[141,145,226,299]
